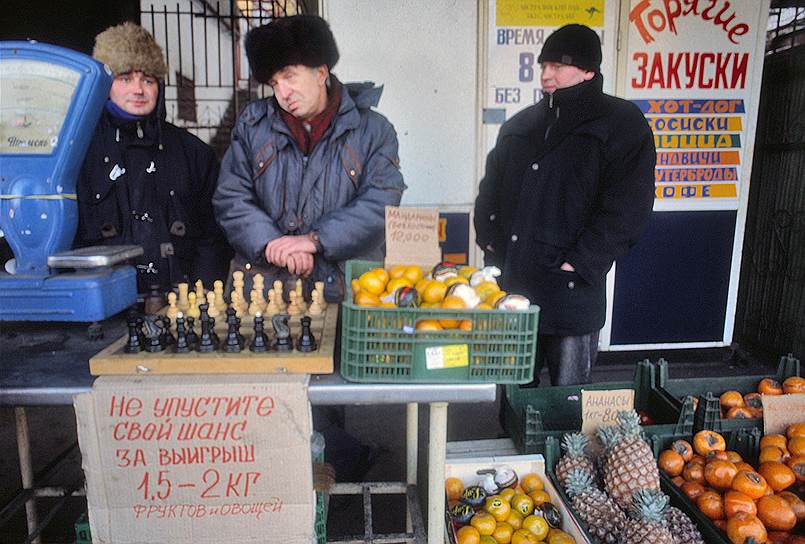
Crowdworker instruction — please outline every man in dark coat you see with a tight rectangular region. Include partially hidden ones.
[75,23,232,294]
[474,24,656,385]
[213,15,405,302]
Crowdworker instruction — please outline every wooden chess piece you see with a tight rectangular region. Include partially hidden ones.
[253,273,265,294]
[195,279,205,303]
[249,288,265,316]
[231,291,246,318]
[214,280,226,309]
[314,281,327,310]
[265,290,280,316]
[166,292,179,321]
[294,279,307,313]
[287,291,301,316]
[206,291,220,318]
[308,290,324,317]
[272,280,286,312]
[187,292,201,319]
[232,270,246,309]
[177,282,190,312]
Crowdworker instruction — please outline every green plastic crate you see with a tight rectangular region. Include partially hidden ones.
[502,360,694,454]
[654,353,801,433]
[340,260,539,383]
[75,512,92,544]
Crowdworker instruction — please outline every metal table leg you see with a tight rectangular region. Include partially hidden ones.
[406,403,418,534]
[427,402,448,544]
[15,407,41,544]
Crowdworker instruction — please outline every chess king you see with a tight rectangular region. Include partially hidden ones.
[213,15,406,302]
[75,23,233,294]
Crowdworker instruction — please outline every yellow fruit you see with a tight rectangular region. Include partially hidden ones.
[474,280,501,300]
[421,280,448,304]
[456,525,481,544]
[379,301,396,308]
[386,277,413,294]
[504,510,524,530]
[480,537,498,544]
[485,290,507,307]
[351,278,361,295]
[439,294,467,328]
[459,320,473,331]
[493,522,514,544]
[444,275,470,288]
[547,528,575,544]
[476,302,494,310]
[485,495,511,522]
[471,511,497,536]
[358,271,385,295]
[415,319,443,331]
[522,514,550,540]
[519,473,544,494]
[388,264,407,279]
[528,490,550,507]
[499,488,516,503]
[354,291,380,307]
[415,277,431,294]
[445,477,464,501]
[511,494,535,517]
[458,266,478,279]
[511,529,539,544]
[372,267,389,285]
[402,265,424,284]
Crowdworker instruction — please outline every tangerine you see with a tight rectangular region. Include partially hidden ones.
[504,510,524,530]
[415,319,443,331]
[492,522,514,544]
[354,291,380,307]
[471,511,497,536]
[358,271,385,295]
[511,494,535,517]
[456,525,481,544]
[371,267,389,286]
[439,294,466,328]
[445,477,464,501]
[522,514,550,540]
[499,488,516,503]
[402,265,423,284]
[485,495,512,522]
[386,277,413,294]
[421,280,448,303]
[519,473,543,493]
[546,529,576,544]
[388,265,407,279]
[528,490,550,507]
[511,529,539,544]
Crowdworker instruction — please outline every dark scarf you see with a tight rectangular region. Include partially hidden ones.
[279,78,342,156]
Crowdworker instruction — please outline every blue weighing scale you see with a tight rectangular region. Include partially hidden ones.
[0,41,141,321]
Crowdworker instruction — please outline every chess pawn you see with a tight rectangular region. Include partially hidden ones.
[187,292,201,319]
[314,281,327,310]
[249,313,269,353]
[308,290,324,317]
[231,291,246,318]
[214,280,226,309]
[287,291,301,316]
[296,316,317,352]
[248,288,265,316]
[253,273,265,294]
[177,282,190,312]
[265,290,280,316]
[272,280,286,311]
[195,279,205,302]
[294,280,307,313]
[206,291,220,318]
[166,292,179,321]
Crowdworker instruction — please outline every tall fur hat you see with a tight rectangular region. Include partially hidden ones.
[246,15,339,84]
[538,24,602,73]
[93,22,167,79]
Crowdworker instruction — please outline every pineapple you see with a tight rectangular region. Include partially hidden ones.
[602,410,660,510]
[665,505,705,544]
[563,468,626,544]
[594,424,621,485]
[621,488,675,544]
[555,432,595,487]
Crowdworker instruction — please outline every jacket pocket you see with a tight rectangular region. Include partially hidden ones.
[339,143,363,190]
[79,179,121,242]
[252,141,276,181]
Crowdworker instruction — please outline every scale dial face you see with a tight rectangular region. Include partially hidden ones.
[0,58,80,155]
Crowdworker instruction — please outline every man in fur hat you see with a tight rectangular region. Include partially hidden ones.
[475,24,656,386]
[75,22,232,295]
[213,15,405,302]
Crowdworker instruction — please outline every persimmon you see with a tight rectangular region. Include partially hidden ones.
[749,407,764,418]
[671,439,694,462]
[782,376,805,394]
[784,455,804,482]
[744,392,764,409]
[787,436,804,457]
[731,470,768,499]
[758,462,796,492]
[726,451,744,464]
[446,477,465,501]
[681,481,706,501]
[659,449,685,477]
[786,423,805,440]
[777,490,805,523]
[671,475,685,487]
[689,454,706,466]
[726,406,755,419]
[693,430,726,456]
[683,462,705,484]
[758,378,783,396]
[705,459,739,490]
[707,450,730,462]
[724,490,758,517]
[697,490,725,520]
[757,495,797,531]
[761,435,789,452]
[713,519,727,531]
[735,462,755,473]
[725,512,768,544]
[759,446,788,465]
[766,532,791,544]
[721,390,745,410]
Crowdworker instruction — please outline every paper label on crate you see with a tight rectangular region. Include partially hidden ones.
[762,393,805,435]
[425,345,469,369]
[384,206,442,269]
[580,389,635,436]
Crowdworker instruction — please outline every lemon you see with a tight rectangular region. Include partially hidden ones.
[421,280,448,304]
[388,264,407,279]
[371,267,389,285]
[439,294,467,328]
[402,265,424,284]
[458,266,478,279]
[386,277,413,294]
[415,319,443,331]
[358,270,386,295]
[354,291,380,307]
[474,280,501,300]
[444,275,469,288]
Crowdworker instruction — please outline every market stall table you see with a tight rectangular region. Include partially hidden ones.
[0,318,496,543]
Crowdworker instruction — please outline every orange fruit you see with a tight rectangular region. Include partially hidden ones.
[511,529,539,544]
[439,294,466,328]
[511,494,535,517]
[527,490,550,507]
[471,511,497,536]
[371,267,389,286]
[485,290,507,307]
[459,320,473,331]
[351,278,361,295]
[388,265,407,279]
[522,514,550,540]
[473,280,500,301]
[788,436,805,456]
[415,319,443,331]
[386,277,413,294]
[358,270,385,295]
[547,529,576,544]
[421,280,448,303]
[485,495,511,522]
[480,537,497,544]
[445,477,464,501]
[456,525,481,544]
[402,265,423,284]
[499,488,516,503]
[354,291,380,307]
[504,510,524,530]
[444,275,470,288]
[492,522,514,544]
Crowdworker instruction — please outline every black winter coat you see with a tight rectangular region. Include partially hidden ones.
[474,75,655,335]
[75,88,233,293]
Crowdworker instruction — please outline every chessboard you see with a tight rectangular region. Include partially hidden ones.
[89,273,337,376]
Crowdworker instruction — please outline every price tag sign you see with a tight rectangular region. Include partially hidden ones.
[384,206,442,269]
[580,389,635,436]
[762,394,805,435]
[425,345,469,370]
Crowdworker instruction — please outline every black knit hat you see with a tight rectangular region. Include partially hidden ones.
[537,24,601,72]
[245,15,339,84]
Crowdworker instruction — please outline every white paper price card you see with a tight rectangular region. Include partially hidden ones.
[425,345,469,370]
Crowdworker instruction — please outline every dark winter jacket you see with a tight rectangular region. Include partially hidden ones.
[213,80,405,302]
[75,84,233,293]
[474,74,655,335]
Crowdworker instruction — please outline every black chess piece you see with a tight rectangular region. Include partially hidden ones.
[272,314,292,352]
[124,312,143,353]
[159,316,175,346]
[186,316,199,346]
[174,314,192,353]
[226,307,245,348]
[143,315,165,353]
[250,313,269,352]
[209,316,220,346]
[296,316,317,352]
[224,316,242,353]
[197,303,216,353]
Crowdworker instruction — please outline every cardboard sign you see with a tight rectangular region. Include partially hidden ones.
[762,394,805,435]
[580,389,635,436]
[384,206,441,269]
[75,375,314,544]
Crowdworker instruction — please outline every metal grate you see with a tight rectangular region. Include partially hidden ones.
[767,6,805,54]
[140,0,313,156]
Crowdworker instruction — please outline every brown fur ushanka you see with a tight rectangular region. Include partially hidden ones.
[92,22,167,79]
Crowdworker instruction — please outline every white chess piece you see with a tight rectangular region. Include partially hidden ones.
[194,279,205,303]
[314,281,327,310]
[265,290,280,316]
[308,290,323,317]
[294,279,307,313]
[166,292,179,321]
[287,291,301,316]
[187,292,200,319]
[213,280,226,309]
[272,280,286,311]
[177,282,190,312]
[249,288,265,316]
[206,291,220,318]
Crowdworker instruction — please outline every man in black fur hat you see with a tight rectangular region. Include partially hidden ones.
[475,24,656,386]
[76,22,232,295]
[214,15,405,302]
